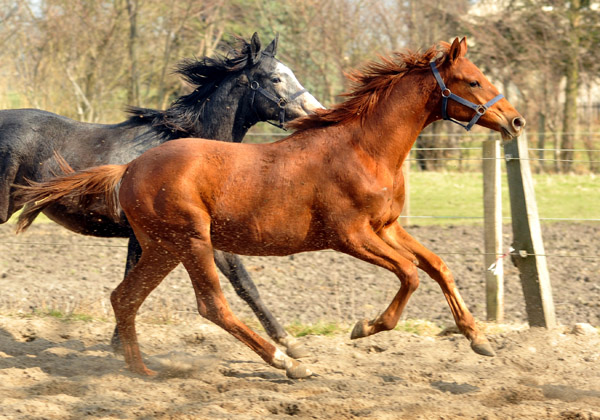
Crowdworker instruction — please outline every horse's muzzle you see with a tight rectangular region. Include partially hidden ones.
[512,116,526,132]
[500,116,525,140]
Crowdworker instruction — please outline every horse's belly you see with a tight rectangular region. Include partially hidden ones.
[44,203,130,238]
[209,214,314,256]
[212,240,306,257]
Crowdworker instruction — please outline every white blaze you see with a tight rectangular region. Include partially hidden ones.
[275,62,324,110]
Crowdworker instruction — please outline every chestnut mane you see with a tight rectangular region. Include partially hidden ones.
[287,42,451,131]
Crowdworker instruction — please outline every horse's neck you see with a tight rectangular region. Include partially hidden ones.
[191,80,257,143]
[357,71,438,172]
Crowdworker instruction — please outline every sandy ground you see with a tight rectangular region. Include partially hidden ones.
[0,222,599,419]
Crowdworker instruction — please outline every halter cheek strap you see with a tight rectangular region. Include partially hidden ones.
[430,61,503,131]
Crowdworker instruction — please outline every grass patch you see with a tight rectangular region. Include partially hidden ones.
[286,321,343,337]
[26,308,96,322]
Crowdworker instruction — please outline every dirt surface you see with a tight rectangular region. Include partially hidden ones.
[0,222,599,419]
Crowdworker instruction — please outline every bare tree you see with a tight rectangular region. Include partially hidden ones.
[1,0,599,167]
[467,0,600,173]
[125,0,140,107]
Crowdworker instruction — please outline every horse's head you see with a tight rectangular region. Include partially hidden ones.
[432,37,525,140]
[241,33,323,127]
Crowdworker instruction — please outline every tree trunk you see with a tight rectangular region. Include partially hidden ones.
[537,112,546,173]
[560,1,581,173]
[583,81,599,173]
[126,0,140,107]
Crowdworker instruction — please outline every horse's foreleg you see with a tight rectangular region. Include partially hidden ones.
[110,241,179,375]
[336,228,421,339]
[382,222,495,357]
[183,239,311,379]
[213,250,309,359]
[111,235,143,354]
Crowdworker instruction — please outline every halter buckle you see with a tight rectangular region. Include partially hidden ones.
[476,105,487,115]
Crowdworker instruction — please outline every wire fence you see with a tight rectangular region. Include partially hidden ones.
[246,131,600,172]
[409,135,600,173]
[259,130,600,264]
[402,134,598,262]
[3,131,598,263]
[4,239,599,261]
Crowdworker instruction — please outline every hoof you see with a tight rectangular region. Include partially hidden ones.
[471,337,496,357]
[129,364,157,376]
[286,342,310,359]
[279,336,310,359]
[350,319,371,340]
[285,359,313,379]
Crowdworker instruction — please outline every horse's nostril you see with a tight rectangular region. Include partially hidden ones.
[512,117,526,130]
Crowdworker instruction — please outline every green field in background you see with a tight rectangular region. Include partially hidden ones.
[9,173,598,227]
[406,172,598,225]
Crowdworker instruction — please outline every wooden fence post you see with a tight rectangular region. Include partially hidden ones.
[504,132,556,328]
[483,139,504,321]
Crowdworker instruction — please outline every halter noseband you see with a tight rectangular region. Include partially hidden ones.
[247,72,307,130]
[430,61,503,131]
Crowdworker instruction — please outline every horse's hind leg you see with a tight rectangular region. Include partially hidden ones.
[182,237,311,379]
[213,250,309,359]
[0,155,20,223]
[111,234,143,354]
[110,240,180,375]
[111,241,309,359]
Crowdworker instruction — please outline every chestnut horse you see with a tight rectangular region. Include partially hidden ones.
[15,38,525,378]
[1,33,321,359]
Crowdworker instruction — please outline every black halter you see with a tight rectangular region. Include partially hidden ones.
[430,61,503,131]
[246,72,307,130]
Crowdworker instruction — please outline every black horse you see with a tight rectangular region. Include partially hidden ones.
[1,33,321,358]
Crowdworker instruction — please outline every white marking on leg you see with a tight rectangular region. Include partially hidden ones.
[279,335,299,348]
[273,344,313,377]
[272,348,288,370]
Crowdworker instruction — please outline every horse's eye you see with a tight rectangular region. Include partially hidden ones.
[469,81,480,88]
[272,77,282,84]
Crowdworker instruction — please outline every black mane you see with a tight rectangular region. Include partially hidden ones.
[125,37,261,138]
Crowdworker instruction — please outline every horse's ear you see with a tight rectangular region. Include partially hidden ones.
[459,37,468,56]
[448,37,467,63]
[263,34,278,57]
[249,32,261,65]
